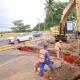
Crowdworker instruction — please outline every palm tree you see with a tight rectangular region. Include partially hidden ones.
[45,0,55,27]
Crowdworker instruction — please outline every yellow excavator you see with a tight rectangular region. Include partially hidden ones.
[51,0,80,41]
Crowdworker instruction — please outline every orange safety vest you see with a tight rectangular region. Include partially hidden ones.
[38,49,47,62]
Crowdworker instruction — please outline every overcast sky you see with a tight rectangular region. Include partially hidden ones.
[0,0,69,32]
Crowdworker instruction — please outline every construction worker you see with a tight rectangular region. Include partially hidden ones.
[38,45,54,77]
[54,40,62,58]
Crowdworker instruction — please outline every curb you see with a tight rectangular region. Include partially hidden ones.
[0,45,12,52]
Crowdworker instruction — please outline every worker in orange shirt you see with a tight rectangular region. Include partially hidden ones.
[38,45,54,77]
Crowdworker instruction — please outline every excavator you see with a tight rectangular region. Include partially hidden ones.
[51,0,80,42]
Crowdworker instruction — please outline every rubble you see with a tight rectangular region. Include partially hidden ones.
[44,64,80,80]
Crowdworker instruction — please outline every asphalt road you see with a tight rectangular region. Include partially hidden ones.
[0,49,25,64]
[0,39,9,46]
[0,49,38,80]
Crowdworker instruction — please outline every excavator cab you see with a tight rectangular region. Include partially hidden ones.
[55,23,67,42]
[50,25,67,42]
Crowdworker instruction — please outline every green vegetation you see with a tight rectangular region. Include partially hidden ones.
[33,0,76,31]
[33,23,45,31]
[11,20,30,32]
[44,0,76,30]
[45,0,55,27]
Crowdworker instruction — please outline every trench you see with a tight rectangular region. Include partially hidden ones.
[17,46,80,65]
[17,46,80,80]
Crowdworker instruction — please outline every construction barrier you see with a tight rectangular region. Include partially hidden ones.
[0,45,12,51]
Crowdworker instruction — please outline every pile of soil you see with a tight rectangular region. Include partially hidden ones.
[38,39,80,55]
[44,64,80,80]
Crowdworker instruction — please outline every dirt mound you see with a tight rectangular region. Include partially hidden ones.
[44,64,80,80]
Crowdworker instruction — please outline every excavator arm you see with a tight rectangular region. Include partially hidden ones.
[60,0,80,35]
[55,0,80,41]
[60,0,76,34]
[76,0,80,34]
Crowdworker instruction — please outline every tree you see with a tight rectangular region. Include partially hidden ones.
[45,0,55,27]
[45,15,53,29]
[53,1,68,25]
[44,0,76,30]
[11,20,30,32]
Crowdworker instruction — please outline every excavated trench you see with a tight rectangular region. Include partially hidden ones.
[17,45,80,64]
[17,45,80,80]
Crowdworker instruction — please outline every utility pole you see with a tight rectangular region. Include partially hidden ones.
[43,12,46,31]
[44,21,45,31]
[37,19,40,31]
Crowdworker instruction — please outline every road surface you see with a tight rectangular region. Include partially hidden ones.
[0,39,9,46]
[0,49,40,80]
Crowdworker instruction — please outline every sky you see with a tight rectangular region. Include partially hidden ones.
[0,0,69,32]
